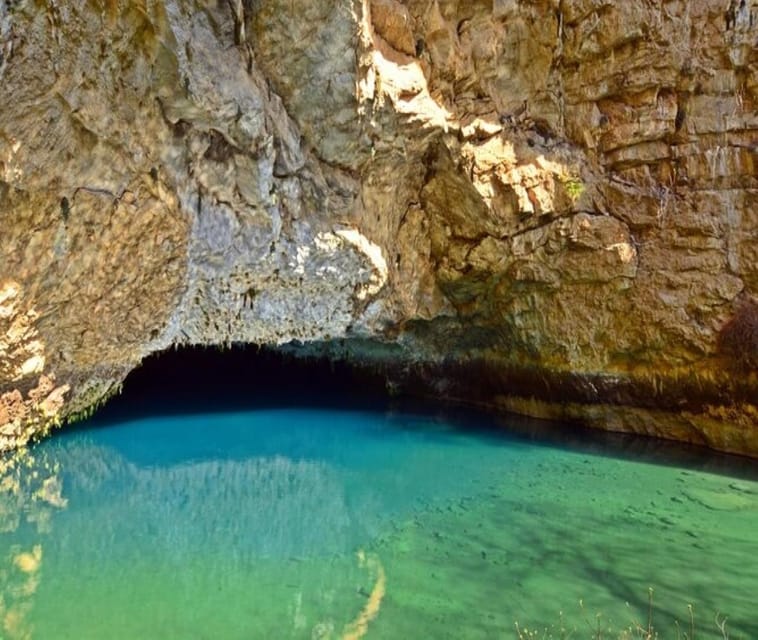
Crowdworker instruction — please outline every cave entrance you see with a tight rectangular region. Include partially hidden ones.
[78,345,758,482]
[91,345,392,425]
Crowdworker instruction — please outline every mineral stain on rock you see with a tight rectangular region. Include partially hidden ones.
[0,0,756,453]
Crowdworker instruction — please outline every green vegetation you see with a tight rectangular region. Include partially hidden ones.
[563,178,585,202]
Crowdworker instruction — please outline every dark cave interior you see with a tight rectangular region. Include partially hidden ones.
[73,344,758,480]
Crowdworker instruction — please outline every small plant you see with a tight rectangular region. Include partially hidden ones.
[515,616,574,640]
[563,178,585,202]
[514,590,732,640]
[715,613,729,640]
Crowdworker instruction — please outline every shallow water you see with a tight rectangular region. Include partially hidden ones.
[2,402,758,639]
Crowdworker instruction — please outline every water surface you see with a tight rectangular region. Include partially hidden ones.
[2,364,757,639]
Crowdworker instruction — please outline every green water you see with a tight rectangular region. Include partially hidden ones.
[1,406,757,639]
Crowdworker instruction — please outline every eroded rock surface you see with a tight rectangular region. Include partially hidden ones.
[1,0,756,453]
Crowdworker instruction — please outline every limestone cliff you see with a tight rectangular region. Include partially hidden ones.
[1,0,756,454]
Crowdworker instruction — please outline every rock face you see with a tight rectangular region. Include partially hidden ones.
[1,0,756,454]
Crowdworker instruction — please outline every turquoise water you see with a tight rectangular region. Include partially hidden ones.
[2,401,758,639]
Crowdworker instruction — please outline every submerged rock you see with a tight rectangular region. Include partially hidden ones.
[0,0,756,453]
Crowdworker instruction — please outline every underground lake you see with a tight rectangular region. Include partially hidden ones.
[1,348,757,639]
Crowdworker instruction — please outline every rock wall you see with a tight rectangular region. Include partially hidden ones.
[1,0,756,453]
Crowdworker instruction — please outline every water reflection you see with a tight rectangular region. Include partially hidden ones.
[1,408,757,639]
[1,446,68,640]
[0,448,67,534]
[0,418,403,639]
[5,437,365,557]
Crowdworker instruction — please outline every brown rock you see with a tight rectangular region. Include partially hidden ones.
[0,0,756,454]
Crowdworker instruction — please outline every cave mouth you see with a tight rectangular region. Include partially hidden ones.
[79,343,758,480]
[89,344,395,423]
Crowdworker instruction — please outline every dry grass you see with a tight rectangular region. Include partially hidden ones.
[514,589,731,640]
